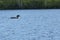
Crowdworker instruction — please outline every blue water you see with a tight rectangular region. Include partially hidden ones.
[0,9,60,40]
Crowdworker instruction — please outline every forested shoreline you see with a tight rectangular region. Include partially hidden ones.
[0,0,60,9]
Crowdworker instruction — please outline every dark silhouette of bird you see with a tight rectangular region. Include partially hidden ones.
[10,15,20,19]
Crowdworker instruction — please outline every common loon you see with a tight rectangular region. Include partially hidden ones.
[10,15,20,19]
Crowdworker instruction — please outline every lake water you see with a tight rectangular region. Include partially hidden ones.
[0,9,60,40]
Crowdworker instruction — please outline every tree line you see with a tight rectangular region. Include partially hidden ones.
[0,0,60,9]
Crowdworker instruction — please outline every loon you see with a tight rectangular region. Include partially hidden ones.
[10,15,20,19]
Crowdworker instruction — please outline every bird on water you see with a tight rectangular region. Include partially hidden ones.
[10,15,20,19]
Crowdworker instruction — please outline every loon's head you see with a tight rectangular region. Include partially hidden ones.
[16,15,20,18]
